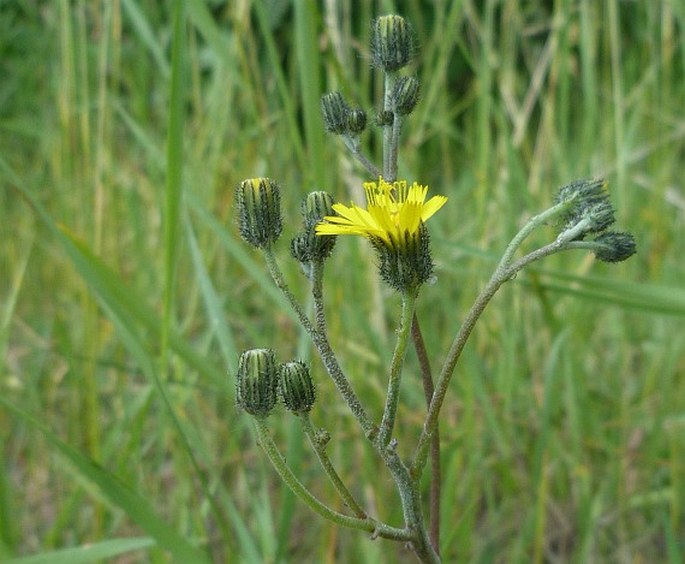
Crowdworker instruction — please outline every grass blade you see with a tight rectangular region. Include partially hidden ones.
[0,399,211,564]
[3,537,155,564]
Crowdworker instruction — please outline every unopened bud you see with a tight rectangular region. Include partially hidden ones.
[321,92,350,134]
[371,15,414,72]
[236,349,279,418]
[556,178,608,209]
[236,178,283,249]
[593,231,636,263]
[291,192,337,264]
[390,76,420,115]
[584,200,616,234]
[376,110,394,127]
[347,108,367,134]
[302,191,336,228]
[290,232,311,263]
[279,361,316,414]
[555,178,615,239]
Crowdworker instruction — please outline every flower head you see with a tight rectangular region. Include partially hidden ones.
[316,177,447,291]
[316,177,446,244]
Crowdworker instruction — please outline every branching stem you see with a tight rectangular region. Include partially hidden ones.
[263,248,378,439]
[299,413,367,518]
[254,417,413,542]
[412,236,579,476]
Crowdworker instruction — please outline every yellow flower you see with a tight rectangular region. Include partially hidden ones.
[315,177,447,247]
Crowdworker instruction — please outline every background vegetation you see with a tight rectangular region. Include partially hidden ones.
[1,0,684,562]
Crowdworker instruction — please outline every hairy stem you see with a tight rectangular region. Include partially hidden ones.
[263,248,378,439]
[411,312,441,554]
[388,113,402,182]
[311,260,327,334]
[300,413,367,518]
[496,200,571,274]
[412,237,575,476]
[382,71,397,179]
[382,445,441,563]
[378,287,418,447]
[343,135,381,178]
[254,417,412,541]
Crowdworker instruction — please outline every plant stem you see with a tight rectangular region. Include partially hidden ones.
[382,445,440,563]
[495,200,570,274]
[343,135,381,178]
[311,260,327,334]
[412,237,575,476]
[388,113,402,181]
[378,287,418,447]
[299,413,367,518]
[411,312,441,554]
[382,71,397,179]
[263,248,378,439]
[253,417,413,541]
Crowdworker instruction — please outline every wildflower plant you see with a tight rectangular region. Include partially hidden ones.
[233,15,635,563]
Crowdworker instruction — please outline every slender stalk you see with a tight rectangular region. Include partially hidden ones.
[343,135,381,178]
[299,413,367,518]
[382,71,397,179]
[254,417,413,541]
[411,312,441,554]
[263,247,315,333]
[495,200,570,274]
[311,260,326,334]
[388,114,403,181]
[378,287,418,447]
[412,238,575,476]
[263,247,378,439]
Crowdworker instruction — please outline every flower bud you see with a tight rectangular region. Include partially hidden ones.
[236,349,279,418]
[555,178,616,239]
[556,178,608,209]
[376,110,394,127]
[371,15,414,72]
[390,76,420,115]
[321,92,350,134]
[290,228,336,265]
[291,192,337,264]
[347,108,367,134]
[236,178,283,249]
[302,191,336,228]
[584,200,616,234]
[592,231,636,263]
[290,232,312,263]
[279,360,316,414]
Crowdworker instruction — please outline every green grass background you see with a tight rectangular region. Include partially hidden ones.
[1,0,684,562]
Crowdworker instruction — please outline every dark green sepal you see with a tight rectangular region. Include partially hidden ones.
[370,223,433,292]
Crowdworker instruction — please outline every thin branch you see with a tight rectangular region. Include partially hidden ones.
[411,312,441,554]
